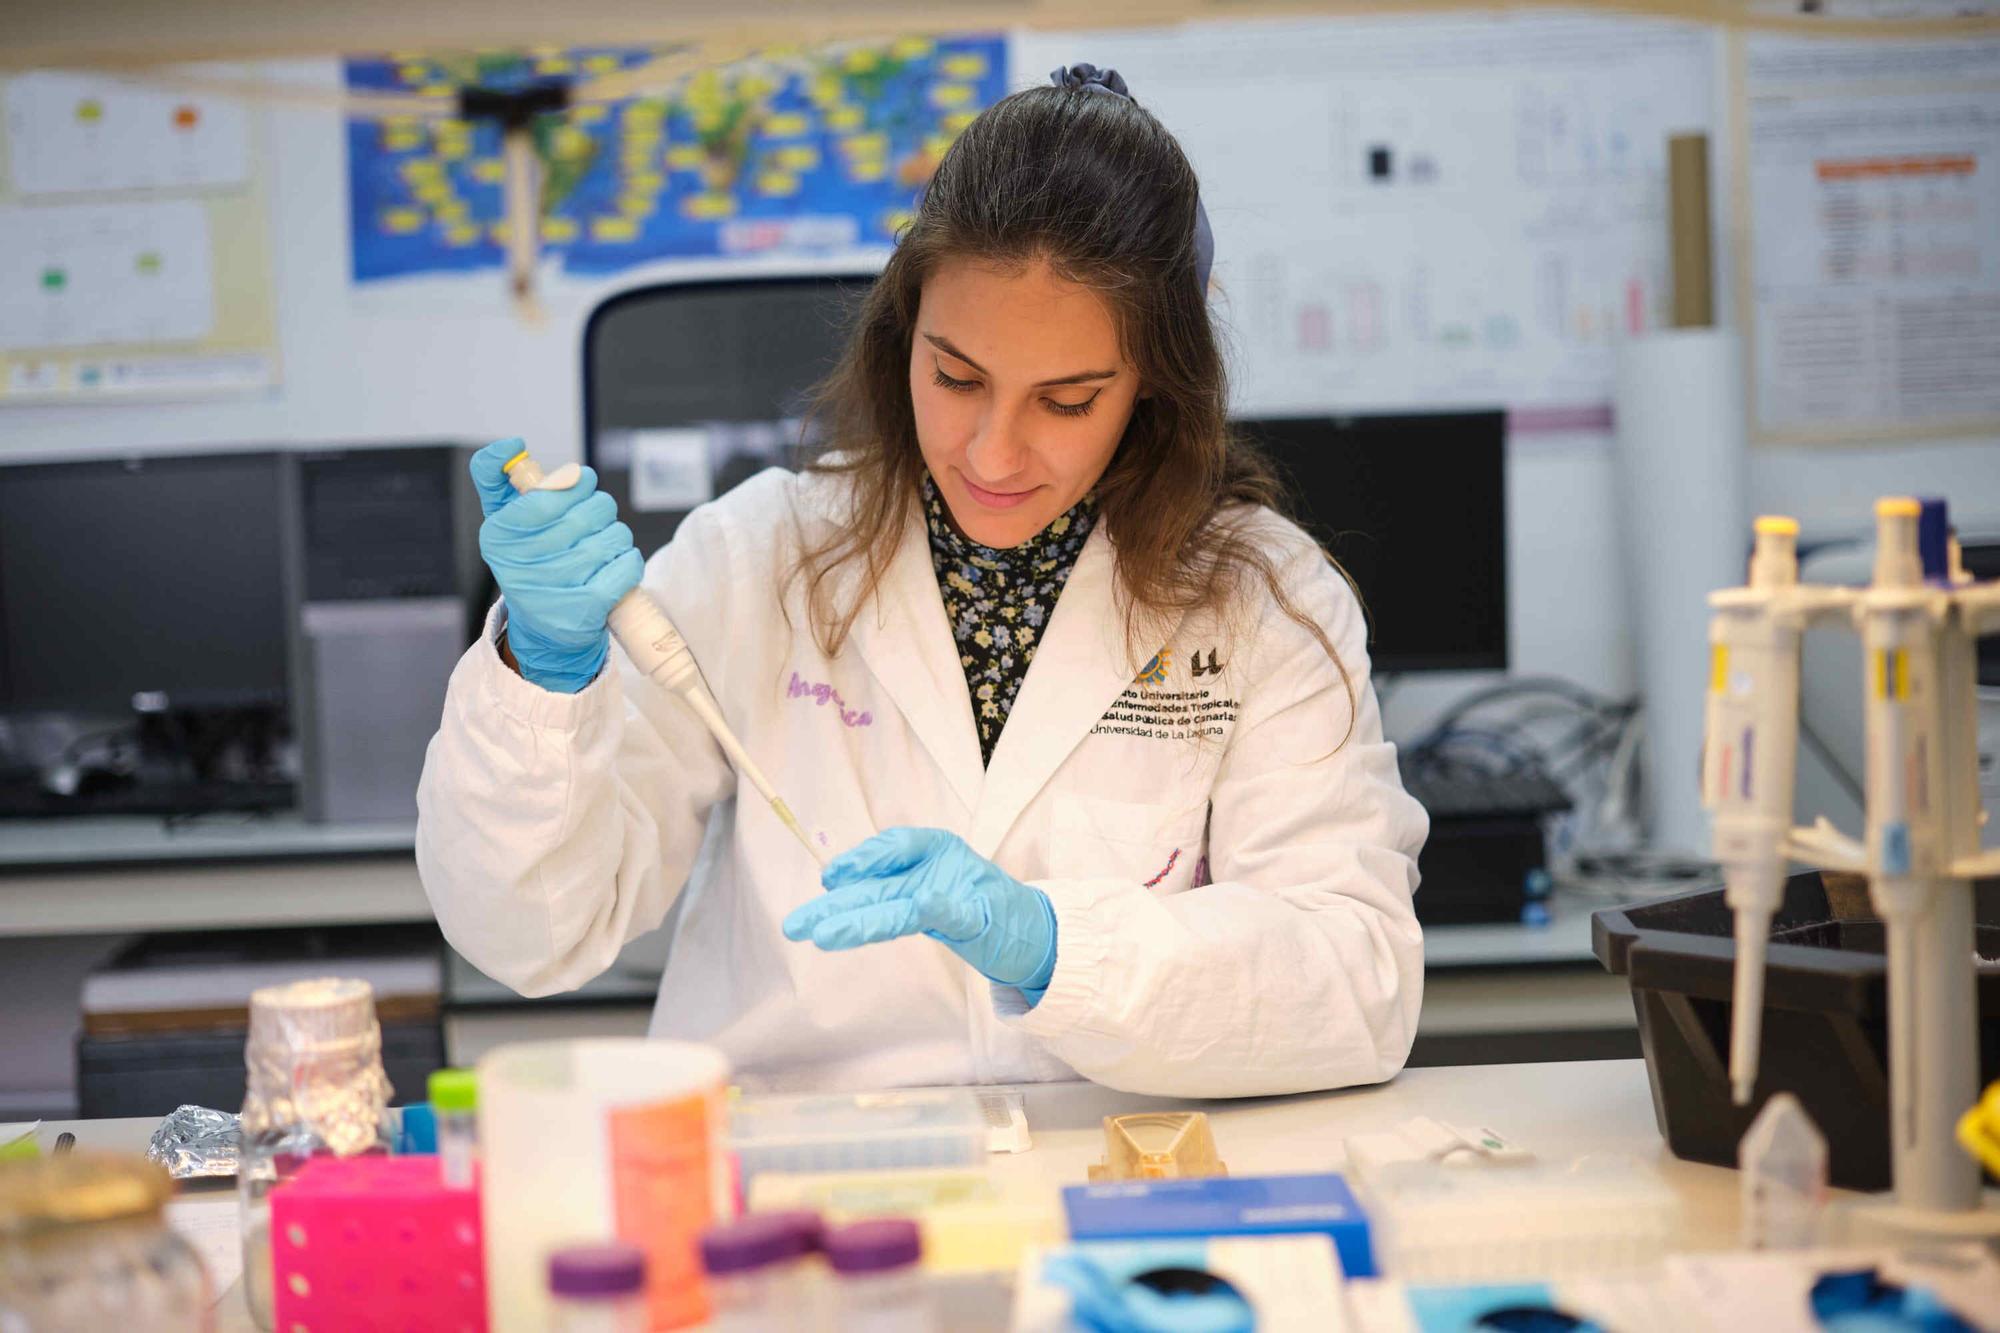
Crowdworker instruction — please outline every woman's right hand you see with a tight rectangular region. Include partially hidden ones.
[470,437,644,694]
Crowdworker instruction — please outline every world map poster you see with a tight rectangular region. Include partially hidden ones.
[345,35,1008,284]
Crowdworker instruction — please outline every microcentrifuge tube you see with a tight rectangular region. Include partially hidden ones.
[1738,1092,1827,1250]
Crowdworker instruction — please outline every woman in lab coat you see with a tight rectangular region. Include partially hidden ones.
[417,66,1428,1097]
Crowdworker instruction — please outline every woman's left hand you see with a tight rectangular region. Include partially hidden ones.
[782,828,1057,992]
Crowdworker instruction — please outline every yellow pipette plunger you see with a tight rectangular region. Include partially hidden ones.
[501,448,828,867]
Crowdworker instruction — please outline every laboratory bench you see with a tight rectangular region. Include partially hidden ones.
[0,816,426,937]
[0,814,418,871]
[42,1057,1744,1332]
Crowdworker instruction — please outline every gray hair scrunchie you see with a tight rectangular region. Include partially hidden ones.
[1049,62,1215,293]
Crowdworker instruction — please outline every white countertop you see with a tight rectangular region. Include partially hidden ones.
[43,1058,1737,1331]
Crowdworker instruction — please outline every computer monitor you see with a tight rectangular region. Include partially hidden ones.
[0,452,289,714]
[1232,411,1507,673]
[584,274,874,553]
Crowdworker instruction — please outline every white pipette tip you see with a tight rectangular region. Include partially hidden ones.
[1729,913,1771,1108]
[772,798,831,869]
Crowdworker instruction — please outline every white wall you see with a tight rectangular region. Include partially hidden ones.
[0,934,128,1118]
[0,58,1994,740]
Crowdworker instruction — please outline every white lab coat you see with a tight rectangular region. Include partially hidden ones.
[416,467,1427,1097]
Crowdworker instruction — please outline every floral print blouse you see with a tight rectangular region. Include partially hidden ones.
[922,474,1097,766]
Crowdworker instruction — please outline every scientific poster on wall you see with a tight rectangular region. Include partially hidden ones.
[1016,12,1718,419]
[1742,36,2000,442]
[343,36,1006,296]
[0,70,281,404]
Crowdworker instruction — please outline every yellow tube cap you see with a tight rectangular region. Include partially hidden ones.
[1875,497,1921,518]
[1753,516,1799,536]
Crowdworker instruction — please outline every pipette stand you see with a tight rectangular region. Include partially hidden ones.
[1704,497,2000,1249]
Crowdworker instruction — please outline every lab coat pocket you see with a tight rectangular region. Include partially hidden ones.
[1051,796,1208,896]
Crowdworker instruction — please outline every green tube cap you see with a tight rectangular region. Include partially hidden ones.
[428,1068,478,1113]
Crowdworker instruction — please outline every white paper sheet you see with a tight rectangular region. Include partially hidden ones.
[0,200,216,350]
[1745,36,2000,437]
[3,71,251,196]
[1669,1247,2000,1333]
[628,428,716,512]
[164,1194,243,1307]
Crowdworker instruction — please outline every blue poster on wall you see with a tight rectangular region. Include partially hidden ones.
[344,35,1008,283]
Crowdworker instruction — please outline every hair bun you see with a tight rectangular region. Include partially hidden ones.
[1050,63,1132,101]
[1045,61,1213,293]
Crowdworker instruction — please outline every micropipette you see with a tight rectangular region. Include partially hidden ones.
[1856,497,1963,1192]
[501,448,829,867]
[1702,515,1807,1105]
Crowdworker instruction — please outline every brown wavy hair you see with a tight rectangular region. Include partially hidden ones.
[790,80,1354,719]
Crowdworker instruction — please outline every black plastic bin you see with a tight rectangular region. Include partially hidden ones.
[1593,871,2000,1192]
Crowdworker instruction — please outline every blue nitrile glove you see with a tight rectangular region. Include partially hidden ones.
[782,828,1058,994]
[470,437,643,694]
[1038,1254,1256,1333]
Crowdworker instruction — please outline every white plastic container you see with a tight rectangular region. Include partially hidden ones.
[729,1089,986,1186]
[478,1039,730,1333]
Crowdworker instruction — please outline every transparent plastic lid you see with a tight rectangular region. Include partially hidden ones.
[1363,1154,1675,1211]
[728,1090,986,1177]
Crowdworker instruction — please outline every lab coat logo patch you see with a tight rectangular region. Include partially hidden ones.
[1093,646,1239,743]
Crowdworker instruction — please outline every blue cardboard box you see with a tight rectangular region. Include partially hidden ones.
[1062,1173,1376,1278]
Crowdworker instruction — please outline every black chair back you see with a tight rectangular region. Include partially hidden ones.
[582,274,875,553]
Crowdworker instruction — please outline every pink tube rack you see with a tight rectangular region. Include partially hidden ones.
[269,1154,486,1333]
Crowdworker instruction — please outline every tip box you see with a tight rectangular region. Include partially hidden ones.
[1062,1172,1374,1278]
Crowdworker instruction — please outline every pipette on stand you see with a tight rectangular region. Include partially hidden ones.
[1856,498,1972,1206]
[1702,516,1808,1106]
[1703,493,2000,1239]
[501,449,829,868]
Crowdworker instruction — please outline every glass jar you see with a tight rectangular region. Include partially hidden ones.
[237,977,394,1330]
[0,1151,213,1331]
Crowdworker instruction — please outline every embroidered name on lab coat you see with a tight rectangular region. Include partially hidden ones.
[786,671,874,728]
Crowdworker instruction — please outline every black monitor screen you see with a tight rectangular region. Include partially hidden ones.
[1234,412,1507,674]
[0,453,287,713]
